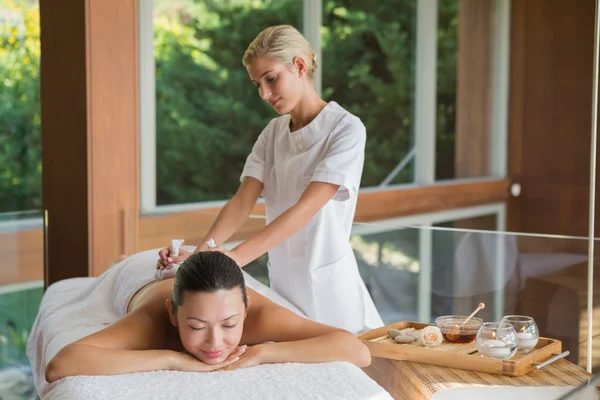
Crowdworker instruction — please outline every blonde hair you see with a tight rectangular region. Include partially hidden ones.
[242,25,317,80]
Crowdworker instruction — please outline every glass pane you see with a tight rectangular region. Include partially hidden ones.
[0,1,43,397]
[435,0,498,181]
[322,1,418,187]
[353,221,598,371]
[0,2,42,213]
[351,224,420,321]
[0,211,44,399]
[153,0,302,206]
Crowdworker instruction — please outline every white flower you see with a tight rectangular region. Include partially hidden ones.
[206,238,216,248]
[421,326,443,347]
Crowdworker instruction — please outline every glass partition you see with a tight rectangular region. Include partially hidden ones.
[138,208,598,373]
[348,221,597,372]
[0,1,43,397]
[0,210,44,399]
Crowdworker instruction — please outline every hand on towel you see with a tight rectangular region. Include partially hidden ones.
[172,345,247,372]
[157,247,192,270]
[218,344,265,371]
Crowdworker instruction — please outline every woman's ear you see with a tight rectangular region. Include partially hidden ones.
[292,56,307,78]
[165,298,177,327]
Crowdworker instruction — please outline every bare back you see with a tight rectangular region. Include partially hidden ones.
[74,276,334,355]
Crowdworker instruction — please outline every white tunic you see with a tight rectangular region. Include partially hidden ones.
[240,101,383,333]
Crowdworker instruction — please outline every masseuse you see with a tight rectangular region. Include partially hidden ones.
[157,24,383,334]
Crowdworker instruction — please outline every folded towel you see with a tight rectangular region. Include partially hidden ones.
[27,249,390,399]
[42,363,393,400]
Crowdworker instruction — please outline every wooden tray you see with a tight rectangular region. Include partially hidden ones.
[359,321,565,377]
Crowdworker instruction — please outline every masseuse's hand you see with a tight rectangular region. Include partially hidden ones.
[156,247,192,270]
[218,344,265,371]
[205,246,243,267]
[170,345,246,372]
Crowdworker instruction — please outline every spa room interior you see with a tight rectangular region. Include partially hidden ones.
[2,0,600,399]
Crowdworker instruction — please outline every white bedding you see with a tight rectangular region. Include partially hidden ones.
[26,251,392,400]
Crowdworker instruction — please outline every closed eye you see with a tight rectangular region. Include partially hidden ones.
[223,325,236,329]
[189,326,206,331]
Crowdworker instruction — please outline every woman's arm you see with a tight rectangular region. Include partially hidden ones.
[238,290,371,369]
[45,345,176,382]
[44,303,243,381]
[229,181,339,267]
[158,177,263,267]
[194,177,263,254]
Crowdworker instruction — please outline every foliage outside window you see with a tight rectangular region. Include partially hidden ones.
[0,0,459,211]
[0,0,41,214]
[153,0,459,205]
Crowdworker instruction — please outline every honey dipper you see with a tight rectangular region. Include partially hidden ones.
[451,302,485,334]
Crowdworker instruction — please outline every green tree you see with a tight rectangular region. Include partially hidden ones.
[0,0,41,213]
[0,0,459,210]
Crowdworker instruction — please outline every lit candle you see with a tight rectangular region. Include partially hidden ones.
[478,339,511,358]
[516,331,538,352]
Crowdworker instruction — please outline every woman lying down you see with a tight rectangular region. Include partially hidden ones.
[45,251,371,382]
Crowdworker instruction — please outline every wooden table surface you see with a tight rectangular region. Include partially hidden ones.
[363,357,592,400]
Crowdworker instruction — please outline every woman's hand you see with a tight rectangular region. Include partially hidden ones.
[218,344,266,371]
[205,246,243,267]
[170,346,246,372]
[156,247,192,270]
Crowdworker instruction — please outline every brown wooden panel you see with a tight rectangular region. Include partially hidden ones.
[40,0,139,284]
[87,0,139,276]
[40,0,90,285]
[354,179,509,222]
[0,229,43,286]
[507,0,600,240]
[455,0,495,178]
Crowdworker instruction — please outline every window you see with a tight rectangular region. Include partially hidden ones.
[0,0,43,389]
[0,0,41,214]
[150,0,302,206]
[142,0,506,210]
[321,1,418,186]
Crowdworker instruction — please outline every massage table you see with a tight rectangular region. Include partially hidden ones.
[26,250,393,400]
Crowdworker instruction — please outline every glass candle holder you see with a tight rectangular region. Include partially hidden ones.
[500,315,539,354]
[476,322,518,360]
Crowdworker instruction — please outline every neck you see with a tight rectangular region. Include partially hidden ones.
[289,85,327,132]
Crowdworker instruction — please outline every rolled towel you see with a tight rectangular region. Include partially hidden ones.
[154,239,184,281]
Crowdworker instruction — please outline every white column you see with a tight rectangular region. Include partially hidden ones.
[494,204,507,320]
[491,0,511,177]
[414,0,438,185]
[139,0,157,212]
[414,0,438,323]
[303,0,322,96]
[418,225,433,322]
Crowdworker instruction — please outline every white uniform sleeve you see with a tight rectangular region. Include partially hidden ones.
[240,123,270,184]
[311,116,366,201]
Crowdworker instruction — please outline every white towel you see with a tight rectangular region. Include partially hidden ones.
[42,363,393,400]
[27,249,391,400]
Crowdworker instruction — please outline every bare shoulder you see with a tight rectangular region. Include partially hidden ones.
[241,287,342,345]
